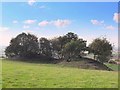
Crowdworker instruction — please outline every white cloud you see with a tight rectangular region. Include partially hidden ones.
[24,20,36,24]
[113,13,120,23]
[91,19,104,25]
[28,0,36,6]
[38,19,71,27]
[52,19,71,27]
[0,27,9,32]
[13,20,18,24]
[38,20,49,27]
[23,25,30,29]
[90,19,116,31]
[106,25,116,30]
[39,5,46,9]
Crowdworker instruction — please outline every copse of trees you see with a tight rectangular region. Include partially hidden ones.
[5,32,113,63]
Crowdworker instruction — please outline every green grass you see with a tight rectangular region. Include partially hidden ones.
[0,59,2,89]
[105,63,119,71]
[2,59,118,88]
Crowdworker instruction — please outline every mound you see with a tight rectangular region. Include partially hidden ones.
[8,55,112,71]
[58,57,113,71]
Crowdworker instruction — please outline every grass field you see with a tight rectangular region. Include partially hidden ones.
[105,63,119,71]
[2,59,118,88]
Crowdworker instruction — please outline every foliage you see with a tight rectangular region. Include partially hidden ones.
[89,38,113,63]
[62,39,86,61]
[50,38,62,59]
[39,37,52,57]
[5,33,39,58]
[5,32,113,63]
[50,32,79,59]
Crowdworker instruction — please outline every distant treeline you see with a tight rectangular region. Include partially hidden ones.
[5,32,113,63]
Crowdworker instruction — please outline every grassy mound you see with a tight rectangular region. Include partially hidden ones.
[9,56,113,71]
[58,57,113,71]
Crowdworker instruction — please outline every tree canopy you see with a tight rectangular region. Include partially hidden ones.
[39,37,52,57]
[62,39,86,61]
[5,33,39,58]
[5,32,113,63]
[89,38,113,63]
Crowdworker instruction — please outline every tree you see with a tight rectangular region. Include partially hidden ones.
[65,32,78,42]
[5,33,39,58]
[58,32,78,48]
[50,32,79,59]
[50,38,62,59]
[39,37,52,57]
[5,44,16,57]
[89,38,113,63]
[62,39,86,61]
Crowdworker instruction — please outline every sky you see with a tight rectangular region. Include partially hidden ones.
[0,1,119,48]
